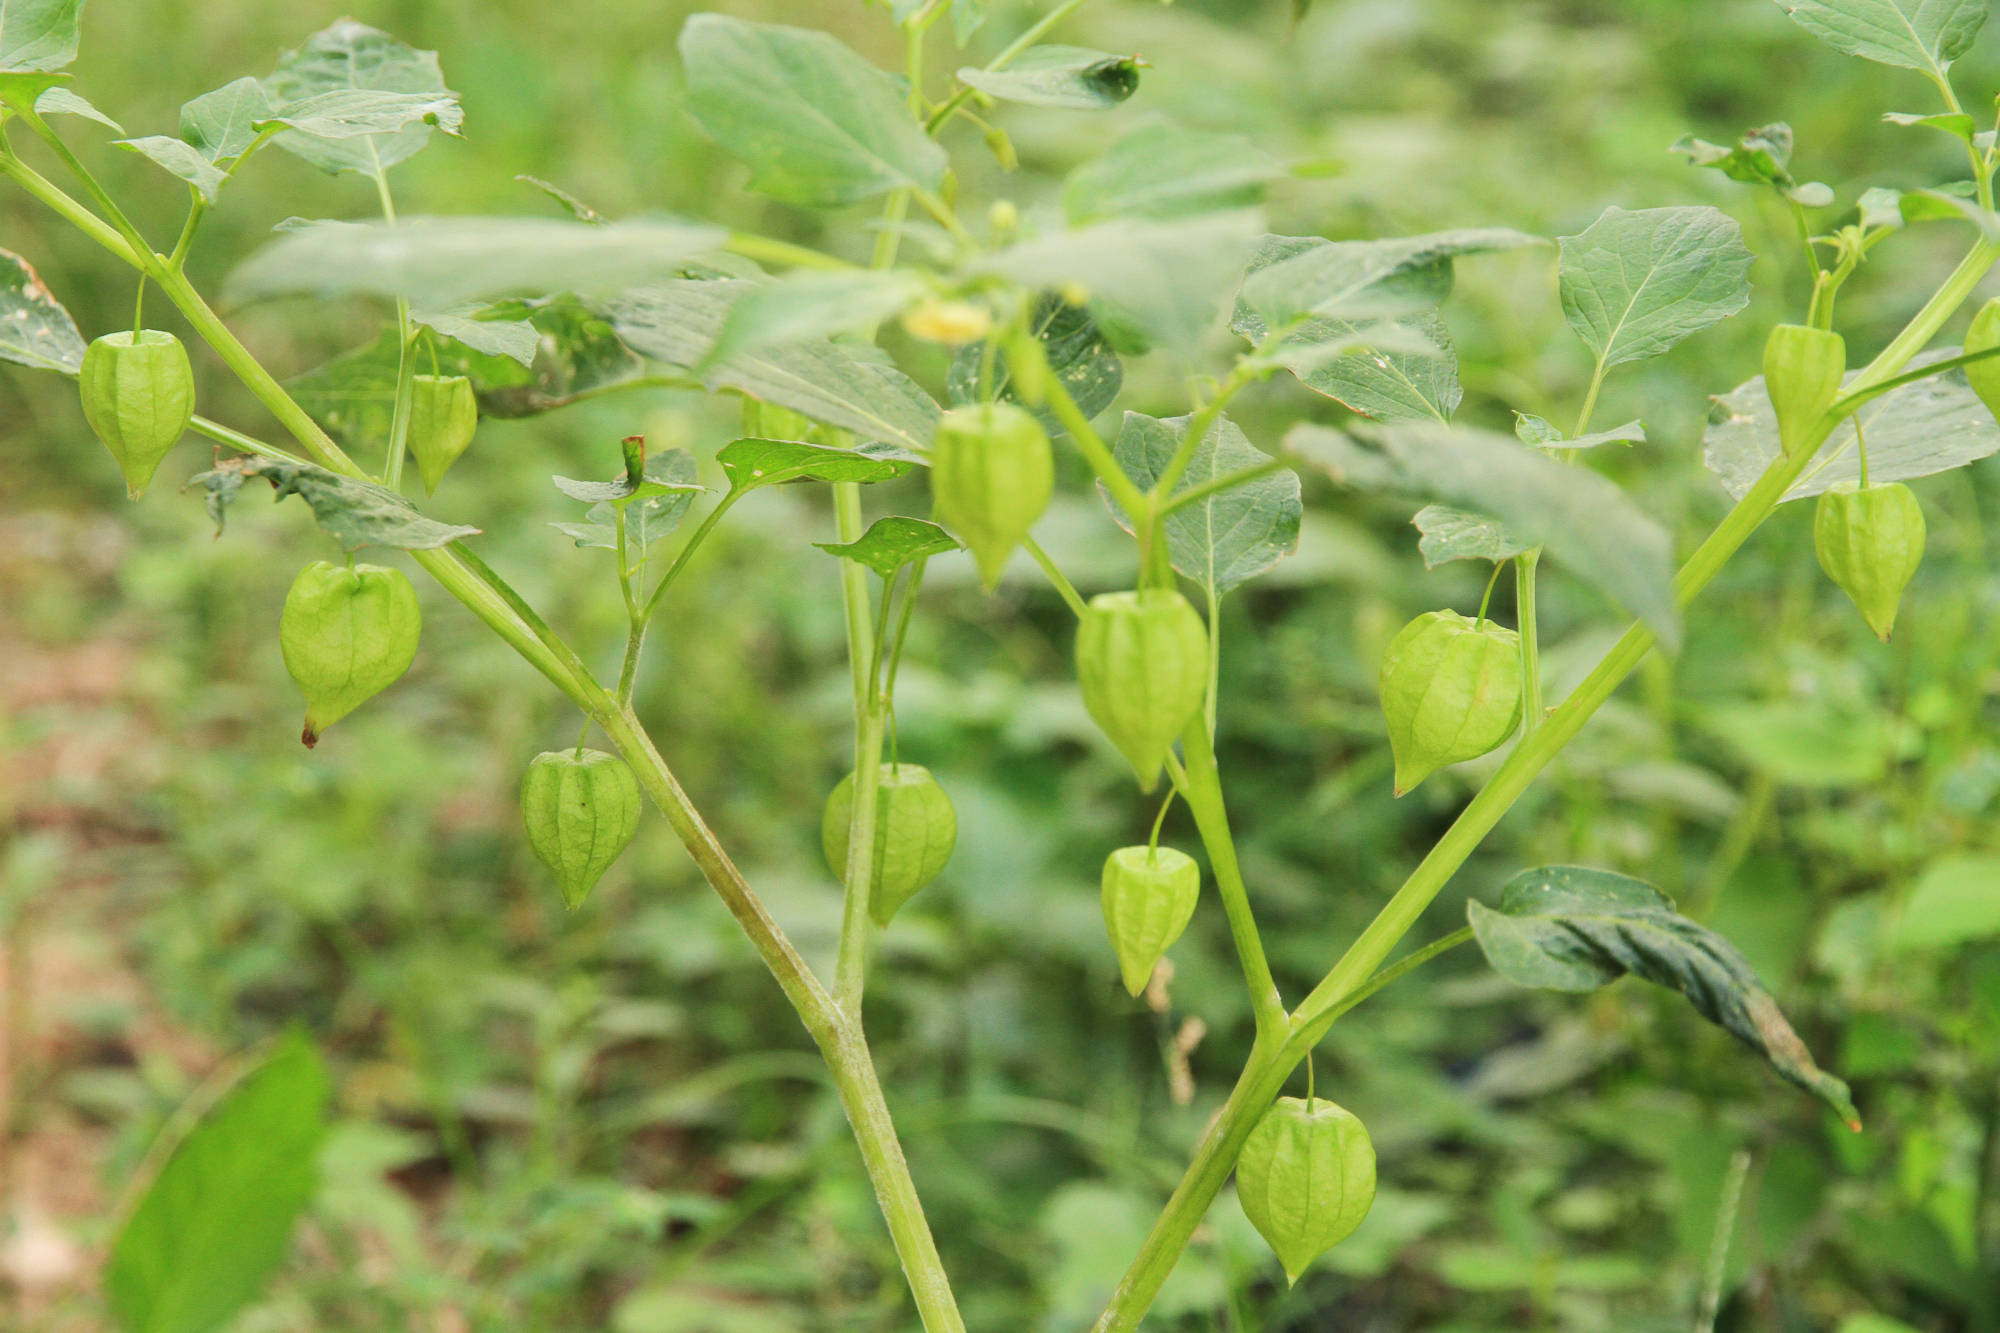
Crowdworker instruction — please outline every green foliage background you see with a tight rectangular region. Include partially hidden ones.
[5,1,2000,1330]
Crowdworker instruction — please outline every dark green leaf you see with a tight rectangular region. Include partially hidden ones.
[946,293,1123,432]
[1412,504,1528,567]
[815,515,959,578]
[678,14,948,207]
[1468,865,1859,1127]
[106,1032,330,1333]
[0,0,83,73]
[1558,206,1753,368]
[260,20,455,175]
[1704,349,2000,500]
[1105,411,1300,596]
[717,437,914,492]
[189,455,480,551]
[1064,124,1285,222]
[1286,421,1679,646]
[0,246,84,373]
[957,46,1140,110]
[609,281,939,452]
[180,76,275,162]
[1775,0,1985,74]
[225,217,727,309]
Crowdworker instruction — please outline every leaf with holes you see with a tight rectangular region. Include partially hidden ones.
[189,455,480,551]
[0,247,84,374]
[1468,865,1858,1127]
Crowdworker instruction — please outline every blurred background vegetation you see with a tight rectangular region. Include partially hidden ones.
[5,0,2000,1329]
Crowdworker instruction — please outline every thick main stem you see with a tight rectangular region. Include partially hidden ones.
[833,482,887,1016]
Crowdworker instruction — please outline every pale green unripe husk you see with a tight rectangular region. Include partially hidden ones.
[1814,480,1925,641]
[79,330,195,498]
[1965,298,2000,419]
[408,374,479,494]
[1378,609,1522,795]
[822,763,958,926]
[1100,845,1200,996]
[522,749,642,909]
[1236,1096,1377,1285]
[279,561,421,747]
[1075,589,1208,791]
[929,402,1053,589]
[1761,323,1844,458]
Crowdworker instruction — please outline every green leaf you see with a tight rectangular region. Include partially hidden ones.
[180,76,275,162]
[410,308,539,366]
[1064,123,1285,223]
[1238,229,1544,327]
[678,14,948,207]
[1242,305,1461,423]
[1892,855,2000,951]
[1286,421,1679,647]
[105,1032,330,1333]
[947,293,1123,432]
[608,281,939,452]
[1672,121,1795,186]
[1699,698,1892,788]
[517,173,605,224]
[34,84,118,130]
[1105,412,1300,597]
[1775,0,1985,74]
[1467,865,1858,1127]
[0,246,84,373]
[1704,349,2000,500]
[260,20,456,175]
[1883,108,1978,143]
[699,269,927,370]
[255,88,463,145]
[978,211,1263,353]
[226,218,727,309]
[189,455,481,551]
[550,449,699,551]
[716,437,914,492]
[815,515,959,577]
[116,135,228,203]
[0,0,83,73]
[1412,504,1528,567]
[957,46,1140,110]
[1558,206,1753,368]
[1513,411,1646,449]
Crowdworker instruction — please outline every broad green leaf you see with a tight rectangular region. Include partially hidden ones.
[551,449,700,551]
[1242,307,1460,423]
[678,14,948,207]
[1239,228,1544,327]
[181,76,275,162]
[700,269,927,370]
[0,0,82,72]
[717,437,914,491]
[1775,0,1985,74]
[1286,421,1679,646]
[1703,349,1999,500]
[0,246,84,373]
[1468,865,1858,1126]
[34,84,118,130]
[261,20,455,175]
[254,88,463,144]
[225,218,727,309]
[957,46,1140,110]
[106,1033,330,1333]
[411,308,539,365]
[1412,504,1528,567]
[815,515,959,577]
[978,211,1262,353]
[1105,411,1300,596]
[1064,123,1285,223]
[1558,206,1753,367]
[946,293,1123,432]
[1513,411,1646,449]
[1893,855,2000,950]
[609,281,939,452]
[189,455,480,551]
[116,135,228,202]
[1699,698,1892,788]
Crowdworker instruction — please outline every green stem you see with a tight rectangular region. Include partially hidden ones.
[187,414,306,464]
[1023,534,1088,618]
[641,490,743,620]
[925,0,1095,132]
[1022,331,1147,519]
[1516,548,1543,732]
[834,482,886,1018]
[1090,231,2000,1333]
[368,146,417,490]
[614,507,647,703]
[1171,716,1285,1040]
[726,232,857,272]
